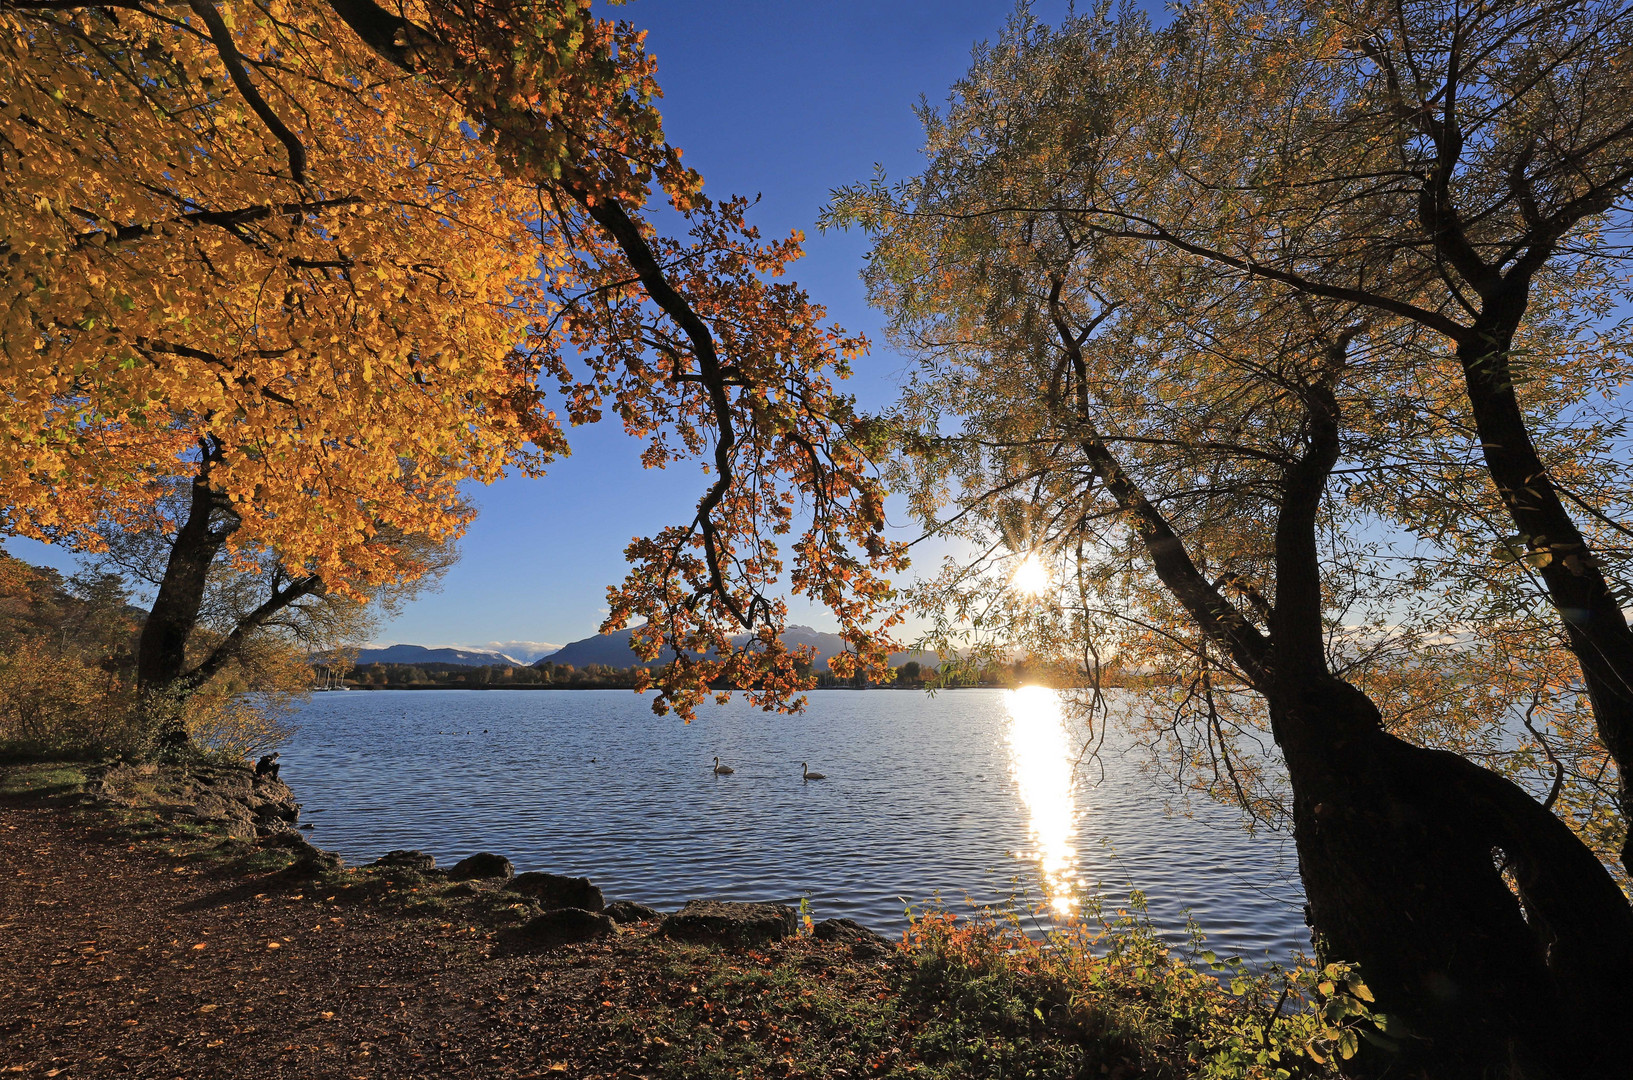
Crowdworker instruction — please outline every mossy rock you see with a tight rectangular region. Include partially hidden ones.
[660,900,797,946]
[370,849,437,874]
[604,899,663,925]
[506,871,603,912]
[814,918,893,958]
[517,907,614,948]
[449,851,514,881]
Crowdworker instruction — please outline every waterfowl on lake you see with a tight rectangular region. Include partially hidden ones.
[713,756,735,775]
[802,762,826,781]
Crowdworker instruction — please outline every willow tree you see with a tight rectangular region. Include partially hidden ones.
[879,0,1633,870]
[829,6,1633,1075]
[1,0,902,721]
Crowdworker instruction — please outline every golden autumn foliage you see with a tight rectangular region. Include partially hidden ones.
[0,0,563,597]
[1,0,904,717]
[0,548,308,756]
[557,197,902,714]
[0,639,142,755]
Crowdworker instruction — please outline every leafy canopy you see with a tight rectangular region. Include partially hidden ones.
[1,0,905,715]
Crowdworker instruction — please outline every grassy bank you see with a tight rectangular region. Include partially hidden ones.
[0,760,1377,1079]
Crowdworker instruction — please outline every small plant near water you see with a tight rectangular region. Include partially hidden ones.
[898,898,1382,1079]
[577,893,1380,1079]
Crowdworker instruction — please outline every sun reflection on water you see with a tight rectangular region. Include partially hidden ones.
[1004,685,1080,915]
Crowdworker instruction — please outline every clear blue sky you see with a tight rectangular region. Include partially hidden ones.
[7,1,1078,658]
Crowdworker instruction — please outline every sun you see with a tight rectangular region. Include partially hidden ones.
[1011,551,1050,596]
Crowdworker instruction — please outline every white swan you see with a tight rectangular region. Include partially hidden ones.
[802,762,827,781]
[713,756,735,775]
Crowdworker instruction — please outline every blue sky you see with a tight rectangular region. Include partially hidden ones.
[7,1,1076,658]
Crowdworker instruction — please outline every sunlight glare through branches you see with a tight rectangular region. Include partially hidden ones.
[1010,552,1050,597]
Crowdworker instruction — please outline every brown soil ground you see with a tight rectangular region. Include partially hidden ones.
[0,783,896,1080]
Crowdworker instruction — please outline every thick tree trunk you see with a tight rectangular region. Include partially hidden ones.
[135,469,234,706]
[1458,318,1633,873]
[1272,677,1633,1079]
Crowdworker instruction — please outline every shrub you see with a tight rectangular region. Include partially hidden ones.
[174,637,307,757]
[0,642,146,758]
[897,902,1380,1079]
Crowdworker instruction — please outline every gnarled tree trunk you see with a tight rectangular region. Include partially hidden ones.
[1457,314,1633,875]
[133,455,322,748]
[1273,676,1633,1078]
[135,463,237,707]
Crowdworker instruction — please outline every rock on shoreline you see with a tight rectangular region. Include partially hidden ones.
[87,760,300,840]
[449,851,514,881]
[660,900,799,945]
[506,871,604,912]
[81,759,898,952]
[518,907,616,947]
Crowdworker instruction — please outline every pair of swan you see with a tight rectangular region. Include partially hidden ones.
[712,757,826,781]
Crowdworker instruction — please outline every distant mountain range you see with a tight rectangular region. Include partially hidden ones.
[351,644,529,667]
[533,629,644,668]
[476,640,562,664]
[539,624,939,672]
[345,628,941,673]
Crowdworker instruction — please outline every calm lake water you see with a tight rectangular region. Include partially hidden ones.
[277,687,1310,960]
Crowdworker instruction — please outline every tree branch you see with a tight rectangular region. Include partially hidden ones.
[1046,276,1273,683]
[186,0,307,184]
[183,571,324,689]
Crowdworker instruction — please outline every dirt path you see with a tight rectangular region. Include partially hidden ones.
[2,763,1292,1080]
[0,789,901,1080]
[3,798,541,1078]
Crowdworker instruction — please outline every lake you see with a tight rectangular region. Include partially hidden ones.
[277,687,1310,960]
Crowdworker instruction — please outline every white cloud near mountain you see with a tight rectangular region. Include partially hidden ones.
[471,640,563,664]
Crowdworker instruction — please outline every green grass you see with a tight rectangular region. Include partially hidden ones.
[0,761,88,797]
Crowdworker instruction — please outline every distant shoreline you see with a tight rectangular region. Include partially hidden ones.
[321,683,966,692]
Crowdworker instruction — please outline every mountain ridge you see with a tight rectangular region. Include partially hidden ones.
[350,644,527,667]
[537,624,938,672]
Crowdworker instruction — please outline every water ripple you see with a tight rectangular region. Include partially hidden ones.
[277,688,1309,959]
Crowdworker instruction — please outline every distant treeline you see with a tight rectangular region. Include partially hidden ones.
[330,658,1157,691]
[342,661,643,689]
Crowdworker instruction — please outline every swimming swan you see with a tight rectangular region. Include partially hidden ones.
[713,756,735,775]
[802,762,827,781]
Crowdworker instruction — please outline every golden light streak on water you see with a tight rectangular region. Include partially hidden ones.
[1004,685,1080,915]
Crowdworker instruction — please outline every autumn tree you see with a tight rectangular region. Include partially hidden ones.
[90,470,455,700]
[0,0,562,722]
[881,0,1633,871]
[1,0,902,723]
[0,548,148,754]
[829,6,1633,1074]
[1144,0,1633,876]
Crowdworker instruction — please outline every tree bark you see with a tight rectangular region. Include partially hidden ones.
[134,464,236,701]
[134,462,324,735]
[1273,677,1633,1079]
[1051,307,1633,1074]
[1457,312,1633,874]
